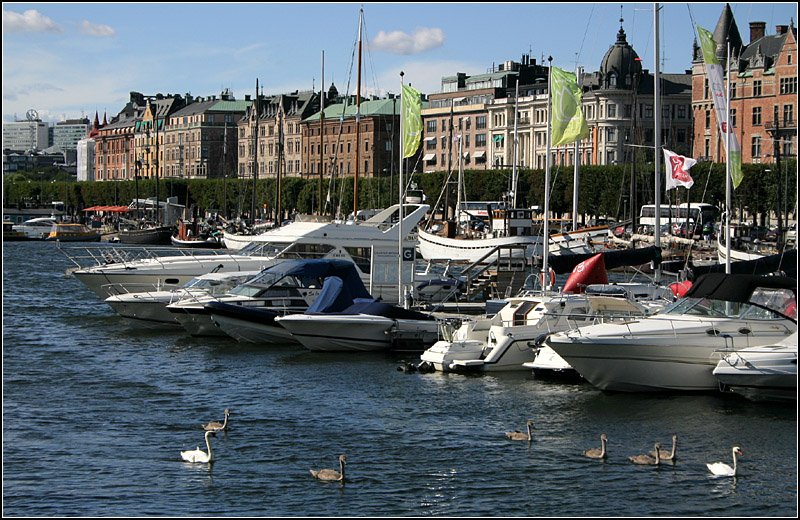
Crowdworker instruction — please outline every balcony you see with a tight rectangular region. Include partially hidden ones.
[765,119,797,131]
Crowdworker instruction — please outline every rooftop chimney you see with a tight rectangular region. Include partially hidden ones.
[749,21,766,43]
[776,25,789,35]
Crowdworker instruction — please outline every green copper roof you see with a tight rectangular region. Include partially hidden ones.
[304,97,428,122]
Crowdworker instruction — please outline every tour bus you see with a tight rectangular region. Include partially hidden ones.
[638,203,720,237]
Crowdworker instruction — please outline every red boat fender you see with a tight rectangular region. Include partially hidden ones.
[669,280,693,297]
[563,254,608,294]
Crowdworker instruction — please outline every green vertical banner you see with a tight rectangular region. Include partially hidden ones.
[401,84,422,158]
[550,66,589,147]
[697,26,743,188]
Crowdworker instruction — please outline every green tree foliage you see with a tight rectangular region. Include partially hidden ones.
[3,159,795,224]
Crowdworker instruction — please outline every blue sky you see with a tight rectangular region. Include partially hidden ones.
[2,2,797,123]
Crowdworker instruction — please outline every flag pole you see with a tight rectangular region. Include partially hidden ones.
[398,71,405,306]
[725,39,732,274]
[653,2,662,283]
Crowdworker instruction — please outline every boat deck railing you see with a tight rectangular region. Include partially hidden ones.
[58,242,231,271]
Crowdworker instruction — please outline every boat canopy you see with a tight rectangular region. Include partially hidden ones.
[547,245,662,274]
[685,273,797,303]
[688,249,797,280]
[310,298,436,321]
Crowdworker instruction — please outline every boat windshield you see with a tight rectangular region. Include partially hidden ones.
[238,241,291,257]
[228,273,322,298]
[663,288,796,320]
[185,277,250,295]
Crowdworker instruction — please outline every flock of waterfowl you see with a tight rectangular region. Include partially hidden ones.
[505,421,743,477]
[180,412,742,479]
[180,408,347,482]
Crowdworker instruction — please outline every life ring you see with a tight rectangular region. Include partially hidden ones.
[540,268,556,288]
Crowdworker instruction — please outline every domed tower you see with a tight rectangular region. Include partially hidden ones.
[599,17,642,90]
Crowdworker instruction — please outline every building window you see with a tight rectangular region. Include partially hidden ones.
[476,116,486,129]
[704,137,710,158]
[705,110,711,129]
[427,120,436,133]
[753,80,762,97]
[704,78,709,98]
[730,108,737,128]
[607,103,617,118]
[731,83,736,99]
[780,77,798,94]
[476,133,486,147]
[751,135,761,158]
[752,106,762,126]
[783,104,794,125]
[677,105,687,119]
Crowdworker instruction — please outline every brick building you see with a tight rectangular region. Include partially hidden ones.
[691,4,797,164]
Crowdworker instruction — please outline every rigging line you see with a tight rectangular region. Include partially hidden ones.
[574,3,596,68]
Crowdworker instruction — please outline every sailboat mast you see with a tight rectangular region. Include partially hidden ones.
[155,102,160,224]
[653,3,662,283]
[572,66,582,231]
[512,79,520,208]
[251,78,259,225]
[354,7,363,218]
[543,56,553,291]
[319,50,325,215]
[276,100,283,225]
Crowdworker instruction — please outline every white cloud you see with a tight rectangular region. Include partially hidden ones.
[370,27,444,55]
[2,9,61,33]
[79,20,115,37]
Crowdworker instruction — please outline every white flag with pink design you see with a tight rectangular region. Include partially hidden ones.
[663,149,696,190]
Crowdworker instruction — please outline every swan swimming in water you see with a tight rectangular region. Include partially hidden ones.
[629,442,661,465]
[505,420,534,442]
[583,433,608,459]
[310,454,346,482]
[707,446,743,476]
[650,434,677,461]
[203,408,230,432]
[181,431,215,463]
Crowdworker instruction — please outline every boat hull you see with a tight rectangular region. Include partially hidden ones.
[118,226,174,245]
[547,317,795,392]
[276,314,396,352]
[713,337,797,402]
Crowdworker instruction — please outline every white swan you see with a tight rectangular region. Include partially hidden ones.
[583,433,608,459]
[181,431,215,463]
[505,419,534,442]
[707,446,743,476]
[310,454,346,482]
[203,408,230,432]
[629,442,661,465]
[650,434,677,461]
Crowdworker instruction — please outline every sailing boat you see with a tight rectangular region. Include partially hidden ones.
[416,81,602,264]
[119,100,175,245]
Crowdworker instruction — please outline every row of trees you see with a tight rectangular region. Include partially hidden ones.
[3,160,796,226]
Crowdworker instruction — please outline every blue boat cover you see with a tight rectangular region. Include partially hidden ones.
[307,296,435,321]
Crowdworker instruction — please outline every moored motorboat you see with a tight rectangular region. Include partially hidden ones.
[45,223,102,242]
[546,273,797,392]
[712,331,797,402]
[104,270,260,326]
[203,259,371,344]
[276,299,440,352]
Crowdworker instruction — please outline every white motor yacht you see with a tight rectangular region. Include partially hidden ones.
[712,331,797,402]
[12,217,58,240]
[546,273,797,392]
[276,299,441,352]
[62,204,431,304]
[419,246,675,374]
[103,270,260,327]
[419,291,597,373]
[202,259,371,344]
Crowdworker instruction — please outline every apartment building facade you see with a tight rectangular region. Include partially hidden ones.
[691,4,797,165]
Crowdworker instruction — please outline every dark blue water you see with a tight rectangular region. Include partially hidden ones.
[3,241,797,516]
